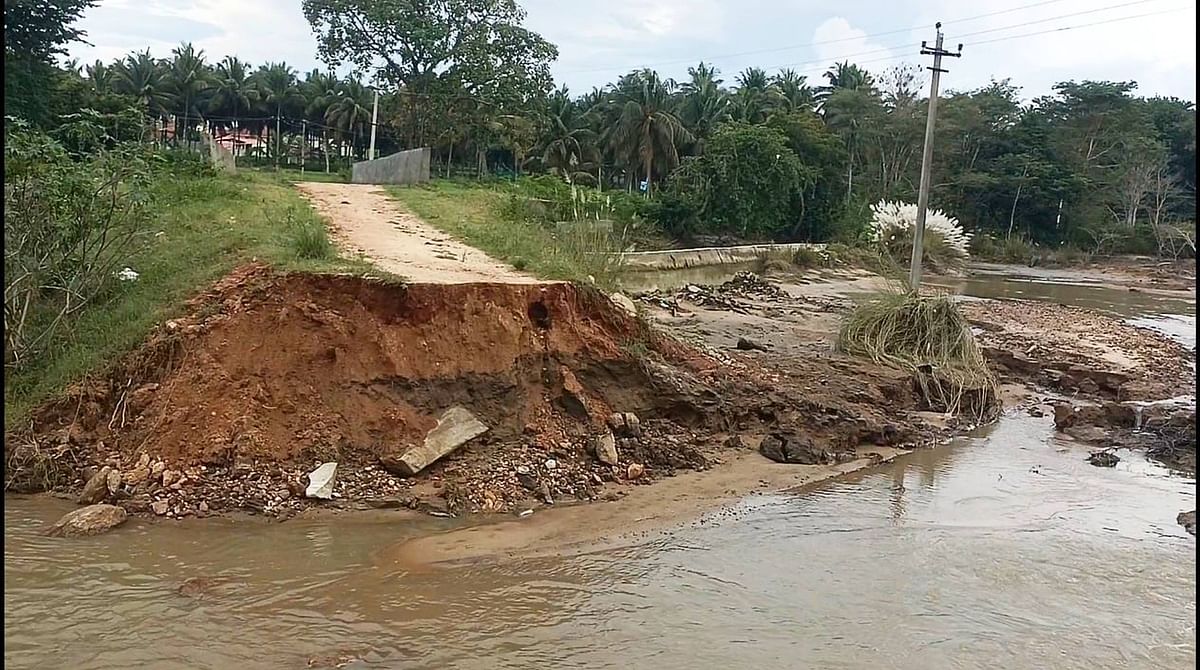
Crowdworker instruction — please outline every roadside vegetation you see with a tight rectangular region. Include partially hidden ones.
[3,121,369,429]
[387,179,638,288]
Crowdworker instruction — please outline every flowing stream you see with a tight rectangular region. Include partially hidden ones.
[4,269,1195,670]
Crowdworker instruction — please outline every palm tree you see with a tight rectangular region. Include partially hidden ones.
[677,62,730,145]
[325,78,373,160]
[817,61,875,107]
[772,68,814,112]
[608,69,693,195]
[84,59,114,94]
[302,69,340,171]
[113,50,171,137]
[540,87,598,183]
[253,62,304,166]
[165,42,214,147]
[208,56,258,153]
[732,67,777,124]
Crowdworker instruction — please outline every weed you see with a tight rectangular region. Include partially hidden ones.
[278,206,334,260]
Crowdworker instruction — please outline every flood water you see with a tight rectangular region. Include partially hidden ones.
[5,269,1196,670]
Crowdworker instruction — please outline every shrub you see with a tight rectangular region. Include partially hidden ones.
[791,247,827,269]
[3,124,154,370]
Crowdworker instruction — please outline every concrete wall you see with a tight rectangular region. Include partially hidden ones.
[620,243,827,271]
[200,131,236,174]
[351,147,431,185]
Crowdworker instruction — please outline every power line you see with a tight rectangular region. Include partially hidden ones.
[754,3,1180,76]
[557,0,1163,76]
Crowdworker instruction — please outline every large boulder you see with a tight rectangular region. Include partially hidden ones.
[47,504,128,537]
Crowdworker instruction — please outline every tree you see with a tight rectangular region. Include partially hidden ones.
[4,0,98,124]
[607,69,693,195]
[164,43,214,147]
[4,0,95,60]
[538,88,597,183]
[817,61,875,107]
[254,62,304,165]
[113,50,171,137]
[731,67,777,124]
[667,123,808,238]
[772,68,814,113]
[302,0,557,147]
[325,79,373,159]
[677,62,730,146]
[210,57,257,124]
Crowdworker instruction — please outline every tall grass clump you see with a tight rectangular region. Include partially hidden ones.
[869,200,971,274]
[836,286,998,421]
[278,205,335,260]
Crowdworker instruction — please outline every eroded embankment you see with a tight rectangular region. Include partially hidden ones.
[6,265,944,520]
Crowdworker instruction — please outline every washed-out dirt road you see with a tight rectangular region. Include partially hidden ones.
[296,181,539,284]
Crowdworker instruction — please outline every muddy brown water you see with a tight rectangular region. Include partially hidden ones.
[5,270,1196,670]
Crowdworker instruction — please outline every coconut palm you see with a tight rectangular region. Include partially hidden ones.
[164,43,214,146]
[302,69,340,171]
[773,68,814,112]
[731,67,777,124]
[84,59,114,94]
[677,62,730,145]
[208,56,258,149]
[253,62,304,166]
[817,61,875,107]
[540,87,598,182]
[608,69,693,195]
[114,49,171,118]
[324,78,373,159]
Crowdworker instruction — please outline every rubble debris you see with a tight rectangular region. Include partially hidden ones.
[305,462,338,499]
[387,407,489,477]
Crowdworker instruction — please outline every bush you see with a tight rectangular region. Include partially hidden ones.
[791,247,827,269]
[4,124,154,370]
[836,289,998,419]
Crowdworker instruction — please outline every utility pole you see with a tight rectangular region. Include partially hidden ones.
[909,22,962,292]
[368,89,380,161]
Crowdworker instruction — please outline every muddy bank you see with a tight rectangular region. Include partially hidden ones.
[633,268,1194,473]
[6,265,950,523]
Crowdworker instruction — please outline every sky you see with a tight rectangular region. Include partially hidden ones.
[66,0,1197,102]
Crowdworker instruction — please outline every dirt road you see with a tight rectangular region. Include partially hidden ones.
[296,182,539,284]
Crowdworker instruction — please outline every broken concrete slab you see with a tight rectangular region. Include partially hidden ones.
[305,462,338,499]
[388,406,489,477]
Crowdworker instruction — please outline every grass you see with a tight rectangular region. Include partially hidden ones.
[4,169,374,430]
[836,286,998,420]
[386,180,630,288]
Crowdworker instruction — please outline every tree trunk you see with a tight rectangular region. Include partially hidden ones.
[323,129,330,173]
[1007,165,1028,239]
[446,142,453,178]
[643,152,653,198]
[275,108,281,170]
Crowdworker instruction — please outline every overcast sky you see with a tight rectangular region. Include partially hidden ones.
[67,0,1196,102]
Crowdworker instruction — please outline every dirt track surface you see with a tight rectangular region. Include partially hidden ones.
[296,182,539,284]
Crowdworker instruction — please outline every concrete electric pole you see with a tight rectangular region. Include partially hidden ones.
[368,89,380,161]
[909,23,962,292]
